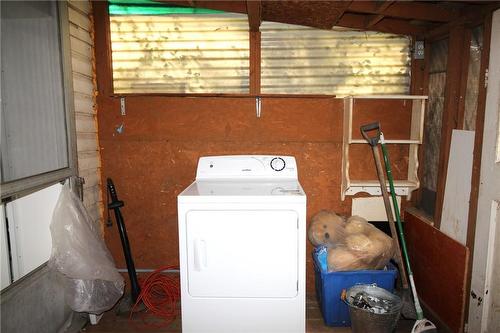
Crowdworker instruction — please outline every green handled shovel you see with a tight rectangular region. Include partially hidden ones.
[378,126,437,333]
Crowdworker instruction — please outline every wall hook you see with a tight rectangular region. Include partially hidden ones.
[120,97,126,116]
[256,96,261,118]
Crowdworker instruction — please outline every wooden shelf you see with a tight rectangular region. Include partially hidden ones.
[345,180,419,197]
[349,139,421,144]
[344,95,428,100]
[341,95,427,201]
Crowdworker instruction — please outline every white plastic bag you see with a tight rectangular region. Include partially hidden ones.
[48,183,124,314]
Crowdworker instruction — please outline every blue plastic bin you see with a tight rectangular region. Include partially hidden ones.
[313,251,398,327]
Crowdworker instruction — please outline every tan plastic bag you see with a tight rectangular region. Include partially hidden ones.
[308,210,394,272]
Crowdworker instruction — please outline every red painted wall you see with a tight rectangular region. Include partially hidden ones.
[97,95,411,293]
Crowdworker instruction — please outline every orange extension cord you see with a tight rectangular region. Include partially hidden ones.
[129,265,180,329]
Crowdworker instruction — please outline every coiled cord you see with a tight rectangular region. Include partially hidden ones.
[129,265,180,329]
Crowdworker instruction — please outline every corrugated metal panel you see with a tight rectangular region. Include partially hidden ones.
[110,13,250,93]
[260,22,410,96]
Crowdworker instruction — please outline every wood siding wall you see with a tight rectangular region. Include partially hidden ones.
[69,0,102,223]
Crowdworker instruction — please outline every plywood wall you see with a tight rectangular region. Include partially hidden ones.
[96,95,411,292]
[68,0,102,223]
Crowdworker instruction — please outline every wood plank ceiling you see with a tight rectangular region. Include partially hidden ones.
[161,0,500,37]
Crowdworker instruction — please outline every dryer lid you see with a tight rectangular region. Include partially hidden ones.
[179,180,305,197]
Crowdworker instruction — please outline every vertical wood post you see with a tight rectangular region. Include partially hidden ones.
[464,15,493,327]
[249,31,261,95]
[410,37,427,208]
[92,1,113,97]
[456,29,472,130]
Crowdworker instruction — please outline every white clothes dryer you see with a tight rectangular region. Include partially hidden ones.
[177,155,306,333]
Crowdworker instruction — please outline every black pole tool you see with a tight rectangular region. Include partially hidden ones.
[107,178,141,303]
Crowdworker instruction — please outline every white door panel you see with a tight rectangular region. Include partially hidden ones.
[469,9,500,332]
[186,210,298,298]
[6,183,62,280]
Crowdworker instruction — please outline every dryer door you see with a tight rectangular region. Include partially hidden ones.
[186,210,299,298]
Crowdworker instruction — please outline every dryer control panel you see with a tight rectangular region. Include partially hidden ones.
[196,155,298,180]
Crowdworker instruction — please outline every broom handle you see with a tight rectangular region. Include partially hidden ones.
[380,133,424,320]
[380,134,412,274]
[371,145,409,289]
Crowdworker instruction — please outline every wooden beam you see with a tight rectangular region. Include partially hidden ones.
[365,1,395,28]
[329,1,353,28]
[249,31,261,94]
[348,1,459,22]
[246,0,261,32]
[433,25,467,227]
[261,1,354,30]
[412,38,431,208]
[425,2,500,40]
[338,13,426,36]
[92,1,113,97]
[409,36,426,188]
[456,29,472,130]
[410,38,426,98]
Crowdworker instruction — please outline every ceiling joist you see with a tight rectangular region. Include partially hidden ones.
[348,1,460,22]
[426,1,500,39]
[160,1,497,37]
[365,1,395,28]
[339,13,427,36]
[328,0,353,28]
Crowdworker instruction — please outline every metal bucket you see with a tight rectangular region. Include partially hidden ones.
[345,284,402,333]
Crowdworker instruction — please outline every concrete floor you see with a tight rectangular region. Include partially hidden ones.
[80,295,416,333]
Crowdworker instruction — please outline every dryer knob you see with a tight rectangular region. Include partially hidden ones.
[270,157,286,171]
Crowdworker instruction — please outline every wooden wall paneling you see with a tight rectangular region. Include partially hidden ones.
[433,25,466,227]
[405,210,469,333]
[464,14,493,324]
[69,0,102,222]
